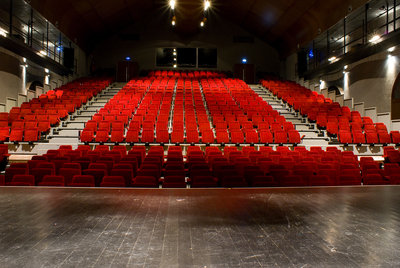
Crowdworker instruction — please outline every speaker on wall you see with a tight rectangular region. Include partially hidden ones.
[63,48,75,69]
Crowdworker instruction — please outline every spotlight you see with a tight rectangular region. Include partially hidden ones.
[369,35,381,44]
[169,0,176,10]
[204,0,211,11]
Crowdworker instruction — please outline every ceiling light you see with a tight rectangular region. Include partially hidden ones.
[169,0,176,10]
[388,47,395,53]
[369,35,381,43]
[204,0,211,11]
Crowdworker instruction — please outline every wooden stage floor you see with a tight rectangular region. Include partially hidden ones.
[0,186,399,267]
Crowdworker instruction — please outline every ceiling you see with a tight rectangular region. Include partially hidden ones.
[28,0,370,56]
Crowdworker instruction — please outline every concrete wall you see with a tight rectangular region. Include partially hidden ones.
[92,13,280,75]
[0,47,24,105]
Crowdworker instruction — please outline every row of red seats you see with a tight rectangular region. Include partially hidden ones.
[0,78,112,142]
[262,80,398,145]
[149,70,226,79]
[80,76,301,145]
[2,144,398,187]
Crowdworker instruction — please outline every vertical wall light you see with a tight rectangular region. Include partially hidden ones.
[343,66,349,99]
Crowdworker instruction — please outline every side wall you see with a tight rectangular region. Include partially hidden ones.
[284,49,400,114]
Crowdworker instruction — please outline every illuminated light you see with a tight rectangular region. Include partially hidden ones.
[0,27,8,37]
[200,21,204,27]
[173,48,176,52]
[204,0,211,11]
[125,56,131,61]
[171,16,176,26]
[40,50,47,56]
[344,65,348,70]
[388,47,395,53]
[56,45,63,52]
[173,64,177,68]
[320,80,326,89]
[23,58,26,63]
[369,35,381,43]
[328,56,337,62]
[169,0,176,10]
[308,49,314,59]
[174,58,177,61]
[173,52,177,56]
[45,68,49,73]
[242,58,247,64]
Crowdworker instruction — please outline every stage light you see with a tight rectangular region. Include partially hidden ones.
[169,0,176,10]
[204,0,211,11]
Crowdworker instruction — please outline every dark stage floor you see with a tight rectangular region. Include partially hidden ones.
[0,186,400,267]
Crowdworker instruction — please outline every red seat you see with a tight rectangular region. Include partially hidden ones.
[110,130,124,143]
[70,175,95,187]
[163,175,186,188]
[38,175,65,186]
[274,131,287,144]
[131,175,159,187]
[80,130,94,143]
[9,129,23,142]
[100,176,127,187]
[259,130,273,144]
[95,130,109,143]
[7,174,35,186]
[245,129,259,144]
[287,130,300,144]
[191,175,218,187]
[59,168,81,186]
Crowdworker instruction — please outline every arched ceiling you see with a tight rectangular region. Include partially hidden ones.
[28,0,369,57]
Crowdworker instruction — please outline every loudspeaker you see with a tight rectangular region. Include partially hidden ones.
[63,48,75,69]
[297,50,307,76]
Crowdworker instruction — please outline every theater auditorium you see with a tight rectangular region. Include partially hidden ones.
[1,0,400,267]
